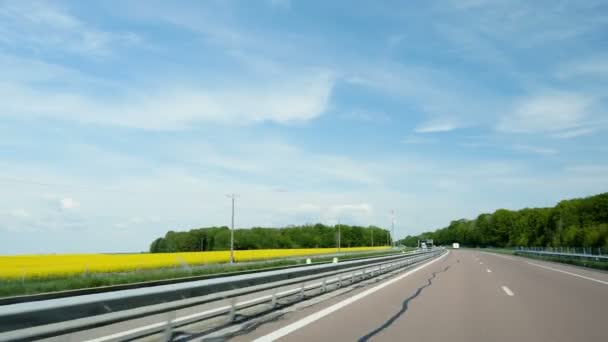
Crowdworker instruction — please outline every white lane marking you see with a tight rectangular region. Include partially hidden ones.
[502,286,514,296]
[253,251,450,342]
[488,253,515,261]
[478,251,516,261]
[479,262,483,265]
[527,262,608,286]
[85,322,166,342]
[486,269,492,273]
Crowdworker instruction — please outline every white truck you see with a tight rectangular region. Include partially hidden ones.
[452,242,460,249]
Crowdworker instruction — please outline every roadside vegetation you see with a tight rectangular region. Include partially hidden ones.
[399,192,608,249]
[0,247,405,299]
[0,246,389,280]
[151,224,391,252]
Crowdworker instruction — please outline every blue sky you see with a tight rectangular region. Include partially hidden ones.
[1,0,607,254]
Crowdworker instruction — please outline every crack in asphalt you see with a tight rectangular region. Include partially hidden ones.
[357,263,453,342]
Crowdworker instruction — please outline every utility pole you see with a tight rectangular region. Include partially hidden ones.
[337,220,341,255]
[390,210,395,248]
[226,194,239,263]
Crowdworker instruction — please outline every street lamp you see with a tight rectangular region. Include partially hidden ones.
[226,194,239,263]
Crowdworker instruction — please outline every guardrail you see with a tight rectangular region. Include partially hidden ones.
[515,249,608,261]
[0,249,444,342]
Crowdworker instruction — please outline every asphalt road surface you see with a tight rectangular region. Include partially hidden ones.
[231,249,608,342]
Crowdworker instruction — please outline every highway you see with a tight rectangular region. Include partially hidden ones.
[5,249,607,341]
[229,249,608,342]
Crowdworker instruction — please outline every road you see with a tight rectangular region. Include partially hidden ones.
[230,249,608,342]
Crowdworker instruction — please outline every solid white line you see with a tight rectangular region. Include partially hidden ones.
[252,251,450,342]
[85,322,166,342]
[527,262,608,286]
[486,269,492,273]
[501,286,514,296]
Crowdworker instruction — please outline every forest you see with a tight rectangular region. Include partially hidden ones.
[150,224,391,252]
[398,192,608,248]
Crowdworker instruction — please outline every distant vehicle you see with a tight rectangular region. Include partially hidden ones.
[452,243,460,249]
[421,242,428,250]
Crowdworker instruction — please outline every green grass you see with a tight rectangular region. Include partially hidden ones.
[0,248,409,299]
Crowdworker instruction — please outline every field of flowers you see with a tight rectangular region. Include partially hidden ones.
[0,247,389,279]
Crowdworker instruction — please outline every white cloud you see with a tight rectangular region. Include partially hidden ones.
[552,127,596,139]
[566,165,608,174]
[60,197,80,210]
[291,204,322,214]
[512,144,558,156]
[10,209,30,219]
[415,120,459,133]
[0,69,334,129]
[328,203,372,216]
[498,92,592,133]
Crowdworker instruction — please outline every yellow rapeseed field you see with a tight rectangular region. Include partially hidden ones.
[0,247,389,279]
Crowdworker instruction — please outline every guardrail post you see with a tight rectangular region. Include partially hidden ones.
[351,272,355,284]
[299,282,305,300]
[322,279,327,293]
[271,289,277,308]
[228,297,237,322]
[163,311,176,342]
[338,275,342,288]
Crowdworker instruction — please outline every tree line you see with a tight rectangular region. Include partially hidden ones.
[150,224,391,253]
[398,192,608,248]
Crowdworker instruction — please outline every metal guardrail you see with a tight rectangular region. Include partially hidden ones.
[0,249,444,342]
[515,250,608,261]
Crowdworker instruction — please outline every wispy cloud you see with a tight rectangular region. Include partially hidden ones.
[0,61,334,129]
[498,92,592,133]
[552,127,596,139]
[340,109,391,123]
[512,144,558,156]
[59,197,80,210]
[558,55,608,79]
[415,120,460,133]
[0,1,140,56]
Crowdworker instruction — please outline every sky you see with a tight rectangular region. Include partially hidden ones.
[1,0,607,254]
